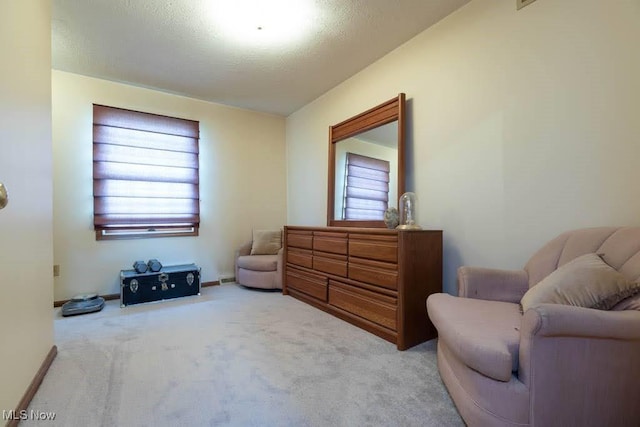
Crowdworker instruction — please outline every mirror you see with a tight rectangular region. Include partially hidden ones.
[327,93,405,227]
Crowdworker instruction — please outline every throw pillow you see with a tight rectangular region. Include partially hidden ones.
[250,229,282,255]
[520,253,640,312]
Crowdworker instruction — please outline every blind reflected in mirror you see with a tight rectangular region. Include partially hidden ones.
[334,121,398,220]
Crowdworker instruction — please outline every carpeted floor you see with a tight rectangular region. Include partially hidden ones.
[26,284,463,426]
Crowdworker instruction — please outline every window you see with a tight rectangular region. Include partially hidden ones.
[343,152,389,220]
[93,105,200,240]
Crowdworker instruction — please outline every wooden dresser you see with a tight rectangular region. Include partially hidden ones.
[283,226,442,350]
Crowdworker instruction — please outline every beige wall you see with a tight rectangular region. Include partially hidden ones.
[0,0,54,412]
[286,0,640,293]
[53,71,286,300]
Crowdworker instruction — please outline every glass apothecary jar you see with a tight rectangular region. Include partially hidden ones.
[396,192,422,230]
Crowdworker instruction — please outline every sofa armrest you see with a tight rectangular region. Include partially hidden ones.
[517,304,640,424]
[457,266,529,303]
[236,241,252,258]
[234,241,252,280]
[521,303,640,340]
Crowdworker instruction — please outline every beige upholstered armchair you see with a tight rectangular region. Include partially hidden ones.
[235,229,283,290]
[427,227,640,426]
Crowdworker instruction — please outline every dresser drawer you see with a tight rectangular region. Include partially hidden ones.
[287,248,313,269]
[287,231,313,250]
[286,269,327,301]
[329,280,397,330]
[313,232,347,255]
[348,257,398,290]
[313,252,347,277]
[349,236,398,263]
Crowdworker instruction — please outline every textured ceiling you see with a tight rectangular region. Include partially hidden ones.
[52,0,470,116]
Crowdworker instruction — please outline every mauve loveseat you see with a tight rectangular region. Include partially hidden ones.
[427,227,640,426]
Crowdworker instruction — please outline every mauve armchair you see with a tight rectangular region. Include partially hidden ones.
[235,241,283,290]
[427,227,640,426]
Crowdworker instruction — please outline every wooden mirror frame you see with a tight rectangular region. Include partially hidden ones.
[327,93,405,228]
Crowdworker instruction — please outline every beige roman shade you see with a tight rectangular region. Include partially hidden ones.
[93,104,200,239]
[343,152,390,220]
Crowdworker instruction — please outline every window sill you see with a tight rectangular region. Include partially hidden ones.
[95,227,198,241]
